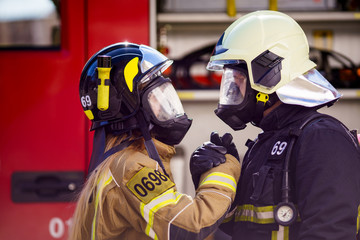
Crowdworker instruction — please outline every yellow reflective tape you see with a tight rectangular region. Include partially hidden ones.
[141,188,183,239]
[235,204,276,224]
[84,110,94,120]
[212,172,237,185]
[147,192,181,237]
[140,202,153,237]
[124,57,139,92]
[200,172,237,192]
[284,226,289,240]
[92,172,113,240]
[201,180,236,192]
[140,202,145,220]
[235,204,300,226]
[202,172,236,188]
[272,226,289,240]
[271,230,278,240]
[357,204,360,234]
[239,204,274,212]
[236,214,275,224]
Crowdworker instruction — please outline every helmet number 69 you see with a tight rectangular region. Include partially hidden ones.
[81,95,92,107]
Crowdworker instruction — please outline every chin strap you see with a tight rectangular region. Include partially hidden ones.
[253,92,270,124]
[87,127,134,176]
[135,111,169,177]
[88,127,106,175]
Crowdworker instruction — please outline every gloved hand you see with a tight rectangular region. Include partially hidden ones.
[210,131,240,162]
[190,141,227,189]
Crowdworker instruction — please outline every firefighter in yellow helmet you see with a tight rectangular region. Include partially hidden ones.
[69,42,241,240]
[190,10,360,239]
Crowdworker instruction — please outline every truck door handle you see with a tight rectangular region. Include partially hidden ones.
[11,171,84,203]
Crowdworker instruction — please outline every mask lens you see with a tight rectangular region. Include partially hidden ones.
[219,68,247,105]
[148,82,185,121]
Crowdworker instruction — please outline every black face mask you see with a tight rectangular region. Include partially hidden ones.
[214,66,265,130]
[151,114,192,145]
[215,85,259,130]
[141,76,192,145]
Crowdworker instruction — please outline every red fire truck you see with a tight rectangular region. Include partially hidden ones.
[0,0,151,239]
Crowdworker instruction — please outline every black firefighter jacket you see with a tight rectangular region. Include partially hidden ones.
[220,104,360,240]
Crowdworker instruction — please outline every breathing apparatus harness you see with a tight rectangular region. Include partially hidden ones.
[274,113,359,226]
[273,113,325,226]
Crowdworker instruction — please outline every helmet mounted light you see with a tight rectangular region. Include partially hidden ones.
[97,55,112,111]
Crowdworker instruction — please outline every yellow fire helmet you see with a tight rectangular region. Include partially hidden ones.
[207,10,341,107]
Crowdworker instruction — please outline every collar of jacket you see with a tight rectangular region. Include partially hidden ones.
[139,138,176,164]
[258,103,319,132]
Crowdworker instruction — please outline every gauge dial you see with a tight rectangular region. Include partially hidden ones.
[274,202,297,226]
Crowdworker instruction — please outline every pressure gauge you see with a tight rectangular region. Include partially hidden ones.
[274,202,297,226]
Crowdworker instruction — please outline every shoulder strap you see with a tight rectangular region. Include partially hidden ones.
[293,113,359,148]
[289,113,327,138]
[282,113,358,203]
[282,113,330,203]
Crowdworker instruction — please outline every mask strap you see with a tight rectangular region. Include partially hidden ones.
[136,110,169,177]
[253,92,269,124]
[88,127,106,175]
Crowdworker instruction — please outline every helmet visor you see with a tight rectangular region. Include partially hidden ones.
[147,82,185,122]
[219,67,248,105]
[140,45,173,84]
[207,59,243,71]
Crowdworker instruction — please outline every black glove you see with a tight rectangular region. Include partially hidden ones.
[190,141,227,189]
[210,131,240,162]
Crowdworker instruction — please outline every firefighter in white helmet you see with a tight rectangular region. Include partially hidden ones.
[190,10,360,239]
[69,42,241,240]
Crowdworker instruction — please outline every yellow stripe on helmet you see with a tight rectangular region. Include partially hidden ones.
[84,110,94,120]
[124,57,139,92]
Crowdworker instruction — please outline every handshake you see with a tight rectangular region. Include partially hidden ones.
[190,131,240,189]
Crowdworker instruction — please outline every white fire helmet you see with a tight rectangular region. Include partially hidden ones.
[207,10,341,107]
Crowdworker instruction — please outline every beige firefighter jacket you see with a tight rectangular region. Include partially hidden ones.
[83,138,241,240]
